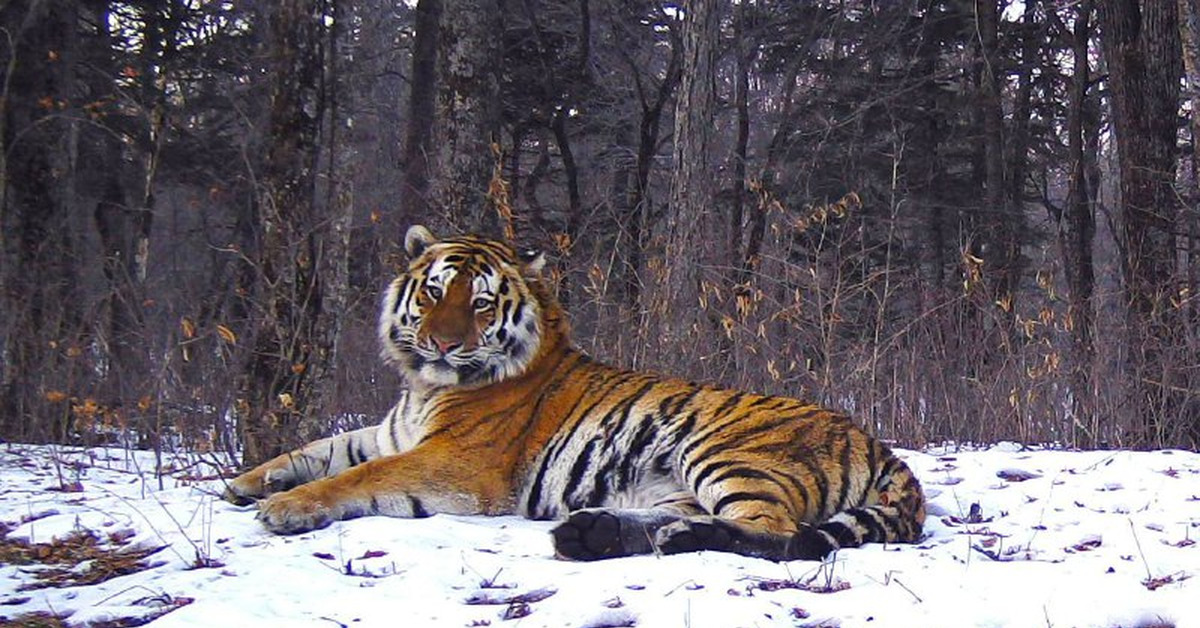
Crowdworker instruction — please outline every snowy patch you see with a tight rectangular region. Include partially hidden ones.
[0,443,1197,627]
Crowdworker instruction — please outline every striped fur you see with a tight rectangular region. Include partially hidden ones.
[224,226,926,560]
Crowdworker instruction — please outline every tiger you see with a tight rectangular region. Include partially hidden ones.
[223,225,926,561]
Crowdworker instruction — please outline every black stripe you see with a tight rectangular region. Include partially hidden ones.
[714,391,747,417]
[664,388,701,416]
[345,440,358,466]
[850,508,886,543]
[584,447,621,507]
[654,411,697,473]
[561,439,598,510]
[701,465,783,491]
[678,411,747,462]
[576,381,658,506]
[683,411,803,474]
[821,520,859,548]
[678,395,815,465]
[662,410,700,475]
[747,395,793,410]
[409,496,431,518]
[614,415,660,491]
[712,490,781,516]
[524,369,616,516]
[689,458,740,489]
[504,352,585,455]
[835,429,854,511]
[769,468,813,520]
[757,435,830,519]
[874,505,899,539]
[860,440,878,506]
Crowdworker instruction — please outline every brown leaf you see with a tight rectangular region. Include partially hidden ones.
[216,324,237,345]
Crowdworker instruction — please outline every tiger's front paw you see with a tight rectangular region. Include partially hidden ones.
[256,486,335,535]
[223,467,297,506]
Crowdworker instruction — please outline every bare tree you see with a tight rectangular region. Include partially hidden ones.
[432,0,503,232]
[400,0,440,226]
[0,0,82,442]
[239,0,349,464]
[1097,0,1193,443]
[646,0,720,380]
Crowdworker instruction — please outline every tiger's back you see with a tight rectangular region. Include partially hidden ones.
[225,225,925,561]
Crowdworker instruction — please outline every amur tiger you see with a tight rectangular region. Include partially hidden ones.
[224,225,926,561]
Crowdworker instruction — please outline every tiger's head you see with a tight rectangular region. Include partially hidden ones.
[378,225,562,390]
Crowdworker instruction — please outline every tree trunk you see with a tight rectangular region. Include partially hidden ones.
[1098,0,1189,444]
[433,0,503,233]
[1178,0,1200,444]
[731,1,755,277]
[619,30,680,306]
[975,0,1018,308]
[400,0,441,226]
[647,0,719,380]
[239,0,335,464]
[1057,0,1097,444]
[0,1,80,442]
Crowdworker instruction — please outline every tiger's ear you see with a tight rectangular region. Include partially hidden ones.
[517,247,545,278]
[405,225,436,259]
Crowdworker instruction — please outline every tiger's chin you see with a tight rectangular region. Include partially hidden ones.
[406,355,492,389]
[416,363,461,387]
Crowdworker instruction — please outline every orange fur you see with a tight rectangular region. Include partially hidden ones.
[226,227,926,561]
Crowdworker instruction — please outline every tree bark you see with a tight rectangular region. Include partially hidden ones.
[433,0,503,233]
[400,0,441,226]
[731,1,755,278]
[1057,0,1097,443]
[0,0,80,442]
[619,20,680,306]
[647,0,719,378]
[1097,0,1189,443]
[239,0,337,464]
[975,0,1018,307]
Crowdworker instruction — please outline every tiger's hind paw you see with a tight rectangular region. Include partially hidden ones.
[654,517,735,555]
[552,508,680,560]
[655,517,801,561]
[552,509,632,560]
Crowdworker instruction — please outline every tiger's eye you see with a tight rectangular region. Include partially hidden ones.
[472,297,492,311]
[425,285,443,300]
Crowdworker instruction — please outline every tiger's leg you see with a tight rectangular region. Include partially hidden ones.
[255,445,500,534]
[223,425,383,505]
[657,447,926,560]
[552,495,704,560]
[780,453,927,559]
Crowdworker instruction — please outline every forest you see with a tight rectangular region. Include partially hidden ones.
[1,0,1198,464]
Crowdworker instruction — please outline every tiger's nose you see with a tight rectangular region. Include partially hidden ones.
[431,336,461,354]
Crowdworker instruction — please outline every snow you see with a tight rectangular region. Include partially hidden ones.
[1,443,1197,627]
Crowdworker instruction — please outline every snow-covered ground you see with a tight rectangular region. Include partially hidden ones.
[0,442,1196,627]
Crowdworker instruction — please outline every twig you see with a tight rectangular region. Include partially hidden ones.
[1129,518,1153,581]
